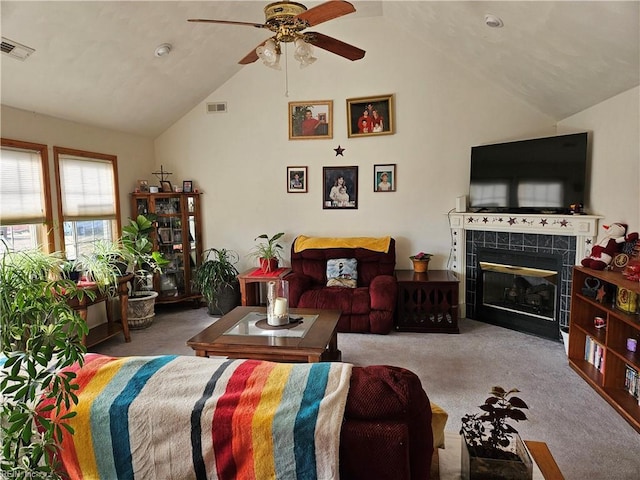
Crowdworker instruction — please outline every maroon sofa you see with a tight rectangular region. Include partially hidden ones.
[287,236,398,334]
[343,364,434,479]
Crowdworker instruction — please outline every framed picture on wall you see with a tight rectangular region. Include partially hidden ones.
[323,166,358,209]
[373,164,396,192]
[346,94,394,138]
[287,166,308,193]
[289,100,333,140]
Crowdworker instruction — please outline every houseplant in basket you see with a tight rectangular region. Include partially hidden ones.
[1,245,90,478]
[460,386,532,480]
[193,248,240,315]
[121,214,169,329]
[249,232,285,272]
[410,251,432,273]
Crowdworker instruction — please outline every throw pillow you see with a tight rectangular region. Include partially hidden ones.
[326,258,357,288]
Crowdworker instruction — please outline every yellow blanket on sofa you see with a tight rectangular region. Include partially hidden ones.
[294,235,391,253]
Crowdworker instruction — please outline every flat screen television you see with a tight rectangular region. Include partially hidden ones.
[469,132,588,214]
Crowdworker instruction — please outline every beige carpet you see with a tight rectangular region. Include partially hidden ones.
[92,305,640,480]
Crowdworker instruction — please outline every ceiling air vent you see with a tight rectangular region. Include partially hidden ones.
[206,102,227,114]
[1,37,35,61]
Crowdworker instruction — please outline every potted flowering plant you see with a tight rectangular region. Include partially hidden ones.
[460,386,532,480]
[409,251,432,272]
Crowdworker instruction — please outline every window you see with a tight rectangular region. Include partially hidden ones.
[0,139,54,252]
[53,147,121,260]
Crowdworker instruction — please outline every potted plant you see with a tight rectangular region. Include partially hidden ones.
[409,251,432,273]
[73,239,132,296]
[121,214,169,329]
[193,248,240,315]
[1,246,91,478]
[460,386,532,480]
[249,232,285,272]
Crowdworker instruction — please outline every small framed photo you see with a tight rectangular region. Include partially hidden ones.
[136,179,149,193]
[158,227,172,244]
[182,180,193,193]
[346,94,394,138]
[323,166,358,209]
[173,230,182,243]
[374,164,396,192]
[287,166,308,193]
[289,100,333,140]
[160,180,173,193]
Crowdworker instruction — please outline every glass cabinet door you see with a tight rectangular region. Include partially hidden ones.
[154,195,184,299]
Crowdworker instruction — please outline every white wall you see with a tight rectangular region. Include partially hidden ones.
[1,105,156,244]
[558,86,640,233]
[154,17,556,271]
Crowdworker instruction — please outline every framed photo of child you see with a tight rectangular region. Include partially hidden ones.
[287,166,308,193]
[374,164,396,192]
[323,166,358,209]
[346,94,394,138]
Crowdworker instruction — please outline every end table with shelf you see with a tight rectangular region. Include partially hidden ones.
[395,270,460,333]
[237,267,292,306]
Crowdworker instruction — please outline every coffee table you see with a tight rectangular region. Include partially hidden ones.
[187,306,342,363]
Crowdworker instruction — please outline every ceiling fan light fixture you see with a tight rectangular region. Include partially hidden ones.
[256,39,281,69]
[293,38,317,68]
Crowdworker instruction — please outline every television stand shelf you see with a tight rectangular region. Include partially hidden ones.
[568,266,640,433]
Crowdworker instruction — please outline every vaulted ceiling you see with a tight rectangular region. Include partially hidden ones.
[2,1,638,138]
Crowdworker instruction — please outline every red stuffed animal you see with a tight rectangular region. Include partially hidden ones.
[582,222,639,270]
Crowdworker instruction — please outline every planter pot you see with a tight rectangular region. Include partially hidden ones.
[207,282,241,316]
[411,259,430,273]
[259,258,279,273]
[127,291,158,329]
[461,434,533,480]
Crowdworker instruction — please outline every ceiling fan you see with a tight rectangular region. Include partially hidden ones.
[188,0,365,67]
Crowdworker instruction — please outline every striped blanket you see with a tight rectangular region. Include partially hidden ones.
[42,354,352,480]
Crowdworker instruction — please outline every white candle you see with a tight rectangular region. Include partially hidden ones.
[274,297,288,316]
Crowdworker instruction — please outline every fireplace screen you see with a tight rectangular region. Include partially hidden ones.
[479,262,558,322]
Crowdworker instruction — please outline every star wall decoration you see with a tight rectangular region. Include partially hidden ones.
[334,145,345,156]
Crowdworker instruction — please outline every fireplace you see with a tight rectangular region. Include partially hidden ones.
[475,248,562,339]
[448,212,601,340]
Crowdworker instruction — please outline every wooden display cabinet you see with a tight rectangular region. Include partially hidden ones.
[130,192,203,304]
[568,266,640,433]
[395,270,460,333]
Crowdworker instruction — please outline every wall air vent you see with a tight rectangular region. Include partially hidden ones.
[1,37,35,61]
[206,102,227,113]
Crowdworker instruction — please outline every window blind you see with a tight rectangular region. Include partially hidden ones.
[59,155,117,220]
[0,146,46,224]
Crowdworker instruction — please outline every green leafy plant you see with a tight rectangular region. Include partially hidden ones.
[1,246,91,478]
[460,386,529,459]
[121,214,169,294]
[249,232,285,262]
[73,239,132,296]
[193,248,240,314]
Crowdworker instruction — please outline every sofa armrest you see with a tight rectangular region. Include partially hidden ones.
[369,274,398,311]
[285,271,314,307]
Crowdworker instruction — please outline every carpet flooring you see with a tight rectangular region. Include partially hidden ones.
[92,305,640,480]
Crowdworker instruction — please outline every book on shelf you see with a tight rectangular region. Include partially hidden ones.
[624,364,639,401]
[584,335,605,374]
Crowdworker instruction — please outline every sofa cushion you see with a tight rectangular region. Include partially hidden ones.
[326,258,358,288]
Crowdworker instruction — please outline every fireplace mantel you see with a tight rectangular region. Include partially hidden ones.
[449,212,602,318]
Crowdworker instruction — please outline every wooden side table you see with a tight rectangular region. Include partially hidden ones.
[395,270,459,333]
[237,267,292,306]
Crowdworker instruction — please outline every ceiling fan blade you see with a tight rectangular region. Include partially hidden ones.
[304,32,365,61]
[296,0,356,27]
[238,40,267,65]
[188,18,267,29]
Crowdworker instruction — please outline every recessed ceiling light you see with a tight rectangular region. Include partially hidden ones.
[154,43,172,57]
[484,14,504,28]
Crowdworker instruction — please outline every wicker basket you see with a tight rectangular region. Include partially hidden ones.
[127,291,158,330]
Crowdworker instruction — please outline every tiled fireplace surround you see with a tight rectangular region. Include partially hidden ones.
[449,213,601,333]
